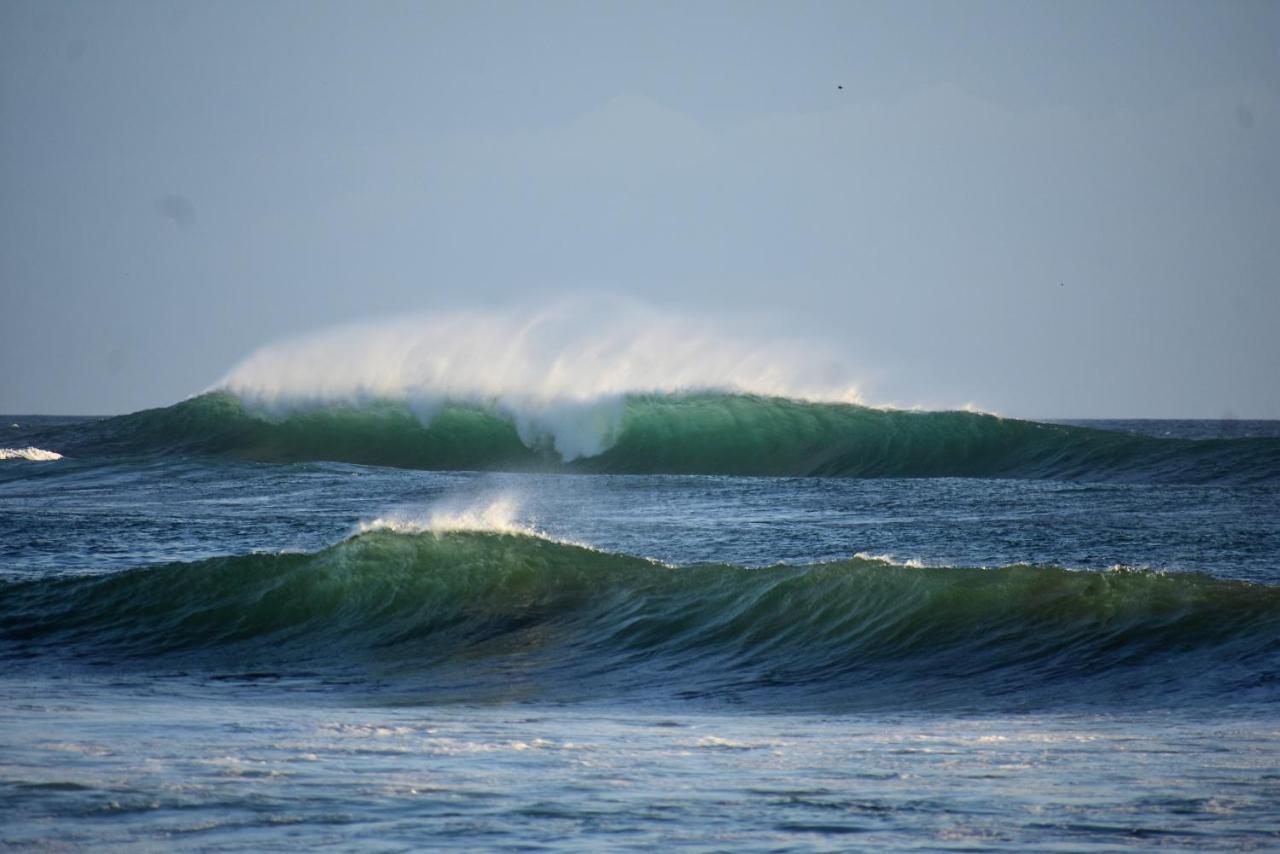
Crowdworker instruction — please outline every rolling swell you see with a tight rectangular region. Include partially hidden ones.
[48,391,1280,483]
[2,530,1276,710]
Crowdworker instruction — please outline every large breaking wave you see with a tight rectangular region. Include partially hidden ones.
[2,527,1276,710]
[214,305,866,460]
[27,308,1280,483]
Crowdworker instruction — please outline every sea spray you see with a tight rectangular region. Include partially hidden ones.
[356,496,629,559]
[357,496,534,537]
[214,303,865,461]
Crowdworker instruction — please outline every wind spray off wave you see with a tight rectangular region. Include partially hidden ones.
[215,304,864,461]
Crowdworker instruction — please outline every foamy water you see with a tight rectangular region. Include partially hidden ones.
[357,496,534,537]
[355,496,607,553]
[0,447,62,461]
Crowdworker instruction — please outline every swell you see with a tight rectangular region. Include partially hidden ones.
[44,392,1280,484]
[2,531,1276,710]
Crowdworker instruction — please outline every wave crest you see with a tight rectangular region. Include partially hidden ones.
[357,497,531,537]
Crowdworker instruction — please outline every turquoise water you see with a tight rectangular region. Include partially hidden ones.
[2,402,1278,849]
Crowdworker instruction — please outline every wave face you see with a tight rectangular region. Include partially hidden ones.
[2,531,1276,710]
[54,391,1280,483]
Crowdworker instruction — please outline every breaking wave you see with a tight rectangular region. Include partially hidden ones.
[214,305,864,460]
[23,309,1280,483]
[49,391,1280,484]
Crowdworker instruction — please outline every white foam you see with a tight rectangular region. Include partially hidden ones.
[356,495,602,552]
[852,551,928,568]
[0,447,63,461]
[349,491,717,572]
[358,496,533,537]
[214,300,865,461]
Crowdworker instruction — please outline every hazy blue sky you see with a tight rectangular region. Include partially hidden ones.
[2,0,1277,417]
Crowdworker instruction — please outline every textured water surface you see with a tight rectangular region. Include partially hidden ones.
[2,411,1277,849]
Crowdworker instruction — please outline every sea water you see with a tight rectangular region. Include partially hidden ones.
[2,408,1278,850]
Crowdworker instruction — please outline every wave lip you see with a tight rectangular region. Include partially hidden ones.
[0,447,62,461]
[3,530,1276,710]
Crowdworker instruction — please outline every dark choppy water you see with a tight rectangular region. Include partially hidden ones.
[2,410,1278,850]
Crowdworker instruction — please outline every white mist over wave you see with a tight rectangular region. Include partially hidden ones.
[215,303,864,460]
[355,495,606,553]
[0,447,63,461]
[357,496,533,537]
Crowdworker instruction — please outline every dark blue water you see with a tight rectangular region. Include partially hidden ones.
[2,413,1278,850]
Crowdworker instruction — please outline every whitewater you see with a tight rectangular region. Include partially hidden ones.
[0,447,62,461]
[3,314,1278,850]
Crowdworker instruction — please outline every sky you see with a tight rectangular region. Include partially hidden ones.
[1,0,1277,418]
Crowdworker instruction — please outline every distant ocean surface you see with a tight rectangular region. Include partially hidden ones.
[3,396,1278,850]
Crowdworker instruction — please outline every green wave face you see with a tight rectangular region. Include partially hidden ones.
[3,531,1276,709]
[48,391,1280,483]
[87,392,545,470]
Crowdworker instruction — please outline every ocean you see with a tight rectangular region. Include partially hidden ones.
[2,396,1278,851]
